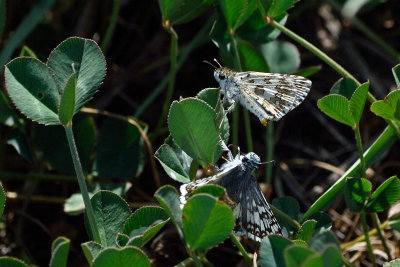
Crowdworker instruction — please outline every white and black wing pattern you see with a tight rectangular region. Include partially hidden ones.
[237,72,311,123]
[179,152,281,242]
[232,175,281,241]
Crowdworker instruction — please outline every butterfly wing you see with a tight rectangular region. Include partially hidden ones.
[233,174,281,241]
[236,72,311,122]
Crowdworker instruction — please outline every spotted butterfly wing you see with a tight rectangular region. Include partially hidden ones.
[232,174,281,241]
[180,152,281,241]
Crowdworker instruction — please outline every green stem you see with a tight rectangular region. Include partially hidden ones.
[270,19,400,138]
[100,0,120,52]
[371,213,392,260]
[242,103,253,152]
[265,122,274,184]
[175,257,194,267]
[360,212,376,266]
[230,32,253,152]
[134,19,212,118]
[230,234,252,266]
[64,124,101,243]
[270,203,301,231]
[325,0,400,62]
[155,22,178,132]
[270,19,360,86]
[301,126,397,222]
[354,124,367,178]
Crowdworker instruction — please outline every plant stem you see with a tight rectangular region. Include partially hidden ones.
[230,234,252,266]
[100,0,120,52]
[354,124,367,178]
[371,213,392,260]
[270,203,301,231]
[270,19,400,139]
[230,32,253,153]
[155,21,178,132]
[325,0,400,62]
[265,122,274,184]
[360,212,376,266]
[64,124,101,243]
[270,19,360,86]
[175,257,194,267]
[134,19,212,118]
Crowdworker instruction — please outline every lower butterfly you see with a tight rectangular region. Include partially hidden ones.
[208,60,312,126]
[180,142,281,242]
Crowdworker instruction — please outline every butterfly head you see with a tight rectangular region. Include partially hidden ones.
[242,152,261,170]
[214,67,234,92]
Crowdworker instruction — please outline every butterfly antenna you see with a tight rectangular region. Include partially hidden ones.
[213,58,222,68]
[258,160,275,165]
[203,60,218,69]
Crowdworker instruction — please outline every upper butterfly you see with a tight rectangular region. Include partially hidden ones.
[214,66,312,126]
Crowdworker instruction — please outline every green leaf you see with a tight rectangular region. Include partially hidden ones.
[392,64,400,88]
[7,128,35,163]
[4,57,60,125]
[209,16,232,56]
[349,83,369,124]
[183,193,234,251]
[217,0,257,31]
[168,98,222,167]
[155,136,192,183]
[293,65,322,78]
[122,206,169,247]
[257,235,293,267]
[301,126,398,222]
[0,184,5,218]
[365,176,400,213]
[238,41,269,72]
[0,89,18,127]
[47,37,106,114]
[81,241,103,265]
[58,73,76,125]
[322,245,343,267]
[0,257,28,267]
[64,183,131,215]
[49,237,70,267]
[158,0,213,25]
[237,12,286,44]
[87,191,131,247]
[384,259,400,267]
[91,247,150,267]
[0,0,55,71]
[296,220,317,243]
[93,117,146,180]
[272,197,299,220]
[19,45,38,58]
[284,245,318,266]
[309,231,340,254]
[33,115,95,174]
[264,0,300,18]
[154,186,184,238]
[301,255,325,267]
[309,212,332,234]
[344,178,371,212]
[370,90,400,122]
[317,95,354,127]
[389,218,400,233]
[191,184,226,199]
[330,78,357,100]
[259,40,300,73]
[196,88,230,143]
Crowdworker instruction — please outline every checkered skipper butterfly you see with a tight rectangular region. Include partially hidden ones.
[180,143,281,242]
[209,60,312,126]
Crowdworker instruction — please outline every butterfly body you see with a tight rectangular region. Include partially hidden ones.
[180,151,281,242]
[214,67,312,126]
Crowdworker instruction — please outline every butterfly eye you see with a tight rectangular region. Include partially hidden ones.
[218,74,226,80]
